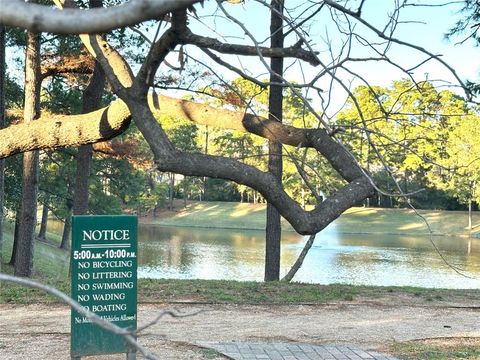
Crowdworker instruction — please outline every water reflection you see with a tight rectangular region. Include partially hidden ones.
[138,225,480,289]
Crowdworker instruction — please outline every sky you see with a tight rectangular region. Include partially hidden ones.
[6,1,479,117]
[172,0,480,116]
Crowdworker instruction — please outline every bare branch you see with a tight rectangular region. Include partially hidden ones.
[178,27,321,66]
[322,0,472,99]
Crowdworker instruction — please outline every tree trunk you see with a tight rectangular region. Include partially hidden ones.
[72,0,105,216]
[468,198,472,231]
[183,179,187,208]
[203,126,209,201]
[168,173,175,210]
[301,186,305,209]
[60,214,72,250]
[9,209,21,266]
[366,142,371,207]
[14,26,41,278]
[37,193,50,240]
[60,182,74,250]
[0,26,5,270]
[264,0,284,282]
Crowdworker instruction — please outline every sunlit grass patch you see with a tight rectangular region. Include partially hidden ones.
[390,338,480,359]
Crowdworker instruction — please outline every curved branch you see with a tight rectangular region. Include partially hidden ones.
[156,150,374,234]
[148,94,364,182]
[0,0,199,34]
[0,93,364,182]
[128,95,374,235]
[0,88,374,234]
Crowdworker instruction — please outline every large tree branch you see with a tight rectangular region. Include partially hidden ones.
[0,93,364,182]
[41,51,94,80]
[148,94,364,182]
[52,0,135,98]
[127,95,375,235]
[157,150,373,235]
[0,100,131,159]
[0,0,199,34]
[0,90,374,234]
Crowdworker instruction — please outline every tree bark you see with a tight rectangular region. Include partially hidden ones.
[60,181,73,250]
[183,180,187,208]
[468,198,472,231]
[72,0,106,216]
[0,99,131,159]
[15,24,41,278]
[168,173,175,210]
[9,208,21,265]
[0,26,5,271]
[2,0,199,35]
[203,126,209,201]
[265,0,284,282]
[60,214,72,250]
[37,193,49,240]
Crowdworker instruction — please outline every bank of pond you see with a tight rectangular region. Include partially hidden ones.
[2,218,479,290]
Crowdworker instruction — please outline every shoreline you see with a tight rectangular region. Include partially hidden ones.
[139,220,480,238]
[138,201,480,238]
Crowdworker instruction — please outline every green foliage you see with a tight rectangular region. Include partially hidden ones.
[336,79,479,210]
[204,179,240,202]
[137,181,169,215]
[4,155,23,214]
[428,110,480,206]
[5,75,23,108]
[448,0,480,43]
[39,150,76,220]
[41,77,83,114]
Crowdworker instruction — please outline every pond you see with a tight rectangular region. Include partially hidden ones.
[137,224,480,289]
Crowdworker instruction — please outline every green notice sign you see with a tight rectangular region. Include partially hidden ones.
[71,215,137,358]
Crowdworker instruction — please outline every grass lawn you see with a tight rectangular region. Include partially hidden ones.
[1,221,69,280]
[1,272,479,305]
[389,338,480,360]
[146,201,480,236]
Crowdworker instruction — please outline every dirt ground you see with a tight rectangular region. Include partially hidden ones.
[0,298,479,360]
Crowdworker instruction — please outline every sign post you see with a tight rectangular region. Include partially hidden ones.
[71,215,137,359]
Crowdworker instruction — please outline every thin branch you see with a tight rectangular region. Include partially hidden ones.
[0,273,160,360]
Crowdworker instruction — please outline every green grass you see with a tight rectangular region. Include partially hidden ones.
[138,279,480,305]
[150,201,480,236]
[156,202,294,230]
[3,274,478,305]
[1,221,69,279]
[0,220,70,304]
[390,339,480,359]
[139,278,359,304]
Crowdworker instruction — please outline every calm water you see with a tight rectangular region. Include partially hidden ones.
[138,224,480,289]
